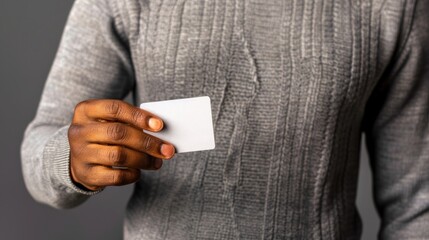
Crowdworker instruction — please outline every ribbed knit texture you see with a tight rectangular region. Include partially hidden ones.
[21,0,429,239]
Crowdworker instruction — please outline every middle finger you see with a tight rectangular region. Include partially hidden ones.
[85,122,175,159]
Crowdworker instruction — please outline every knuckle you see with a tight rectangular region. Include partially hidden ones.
[111,171,126,185]
[70,144,85,159]
[107,123,127,141]
[140,134,153,151]
[75,100,91,114]
[111,169,140,186]
[109,147,126,166]
[131,109,146,124]
[105,100,122,117]
[75,101,86,111]
[68,124,83,138]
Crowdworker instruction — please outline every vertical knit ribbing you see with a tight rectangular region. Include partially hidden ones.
[314,0,337,238]
[21,0,428,239]
[194,0,239,238]
[260,0,291,237]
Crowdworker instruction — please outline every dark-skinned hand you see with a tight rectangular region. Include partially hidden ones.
[68,99,175,191]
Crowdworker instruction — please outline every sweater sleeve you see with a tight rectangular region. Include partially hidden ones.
[20,0,134,209]
[362,1,429,239]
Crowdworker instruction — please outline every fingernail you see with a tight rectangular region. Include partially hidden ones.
[148,117,163,131]
[154,158,163,169]
[160,144,175,158]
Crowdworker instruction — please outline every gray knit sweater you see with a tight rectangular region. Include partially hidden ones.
[21,0,429,239]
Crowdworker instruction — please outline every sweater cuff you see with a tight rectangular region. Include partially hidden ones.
[43,125,103,196]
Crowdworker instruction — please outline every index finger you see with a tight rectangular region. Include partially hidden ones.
[80,99,164,132]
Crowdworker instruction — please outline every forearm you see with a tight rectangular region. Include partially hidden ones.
[20,0,133,209]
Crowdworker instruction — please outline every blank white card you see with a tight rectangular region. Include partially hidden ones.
[140,96,216,153]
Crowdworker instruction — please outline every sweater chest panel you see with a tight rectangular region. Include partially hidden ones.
[126,0,398,239]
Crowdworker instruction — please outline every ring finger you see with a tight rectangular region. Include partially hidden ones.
[85,144,163,170]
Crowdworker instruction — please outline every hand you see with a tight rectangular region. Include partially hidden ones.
[68,99,175,191]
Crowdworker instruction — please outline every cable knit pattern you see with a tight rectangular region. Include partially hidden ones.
[21,0,429,239]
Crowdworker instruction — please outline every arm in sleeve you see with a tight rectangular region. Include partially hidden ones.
[362,1,429,239]
[20,0,134,209]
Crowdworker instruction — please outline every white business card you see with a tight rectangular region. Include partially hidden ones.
[140,96,216,153]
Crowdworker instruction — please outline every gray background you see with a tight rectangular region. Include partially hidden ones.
[0,1,380,239]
